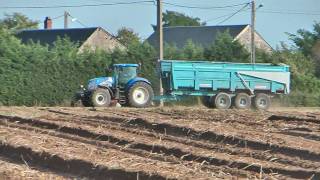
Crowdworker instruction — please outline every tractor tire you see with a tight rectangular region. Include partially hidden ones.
[90,88,111,107]
[214,92,231,109]
[128,82,154,108]
[234,93,251,109]
[253,93,271,110]
[81,97,91,107]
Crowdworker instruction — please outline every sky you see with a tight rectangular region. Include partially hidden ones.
[0,0,319,48]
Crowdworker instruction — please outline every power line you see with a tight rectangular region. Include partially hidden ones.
[216,3,250,25]
[52,15,64,20]
[37,14,64,25]
[205,6,250,23]
[163,1,320,16]
[162,1,250,10]
[258,10,320,16]
[0,1,154,9]
[68,13,88,28]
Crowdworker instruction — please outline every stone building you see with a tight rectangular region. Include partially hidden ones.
[16,17,125,52]
[147,24,272,53]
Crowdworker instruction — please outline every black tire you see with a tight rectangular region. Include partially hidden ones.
[234,93,251,109]
[128,82,154,108]
[254,93,271,110]
[201,96,214,108]
[81,97,91,107]
[90,88,111,107]
[214,92,231,109]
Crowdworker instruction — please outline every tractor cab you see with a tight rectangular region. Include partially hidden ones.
[111,64,139,88]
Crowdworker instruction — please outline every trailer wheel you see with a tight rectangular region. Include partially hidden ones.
[254,93,270,110]
[201,96,214,108]
[128,82,154,108]
[91,88,111,107]
[234,93,251,109]
[214,93,231,109]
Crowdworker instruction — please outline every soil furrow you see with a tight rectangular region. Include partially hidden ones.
[278,131,320,142]
[0,143,167,180]
[0,115,318,179]
[124,118,320,162]
[268,115,320,124]
[30,112,320,169]
[0,120,253,178]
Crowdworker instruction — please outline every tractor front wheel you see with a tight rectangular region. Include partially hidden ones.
[128,82,154,108]
[91,88,111,107]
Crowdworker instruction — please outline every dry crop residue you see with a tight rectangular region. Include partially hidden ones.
[0,106,319,179]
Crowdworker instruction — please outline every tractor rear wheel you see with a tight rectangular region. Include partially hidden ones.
[234,93,251,109]
[214,92,231,109]
[254,93,270,110]
[91,88,111,107]
[128,82,154,108]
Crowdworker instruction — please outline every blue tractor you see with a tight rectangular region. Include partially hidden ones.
[74,64,154,108]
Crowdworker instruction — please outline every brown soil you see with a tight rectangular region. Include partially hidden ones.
[0,106,319,179]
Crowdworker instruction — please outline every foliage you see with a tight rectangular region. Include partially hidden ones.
[152,10,206,30]
[0,13,38,31]
[288,22,320,57]
[164,40,204,60]
[163,10,206,27]
[1,11,320,107]
[204,31,250,62]
[116,27,140,46]
[288,22,320,77]
[0,27,158,106]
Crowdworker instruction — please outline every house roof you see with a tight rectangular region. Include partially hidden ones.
[16,27,99,46]
[147,24,249,48]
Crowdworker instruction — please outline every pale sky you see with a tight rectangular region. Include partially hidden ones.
[0,0,319,48]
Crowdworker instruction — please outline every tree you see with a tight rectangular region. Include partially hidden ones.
[152,10,205,30]
[0,13,38,30]
[116,27,140,46]
[163,11,206,27]
[204,31,250,62]
[288,22,320,57]
[288,22,320,77]
[181,39,203,59]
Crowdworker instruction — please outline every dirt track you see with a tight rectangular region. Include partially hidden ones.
[0,107,319,179]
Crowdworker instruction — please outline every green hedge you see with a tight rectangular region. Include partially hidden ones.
[1,28,320,107]
[0,29,156,106]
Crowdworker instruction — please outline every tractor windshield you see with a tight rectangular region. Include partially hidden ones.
[116,66,137,86]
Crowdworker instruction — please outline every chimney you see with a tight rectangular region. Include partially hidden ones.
[44,17,52,29]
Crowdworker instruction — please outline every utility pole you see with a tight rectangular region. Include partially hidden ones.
[157,0,164,106]
[64,11,69,29]
[251,0,256,64]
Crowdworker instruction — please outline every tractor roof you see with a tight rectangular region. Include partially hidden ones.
[113,64,138,67]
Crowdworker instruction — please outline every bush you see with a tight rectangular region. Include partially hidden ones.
[0,28,160,106]
[1,27,320,107]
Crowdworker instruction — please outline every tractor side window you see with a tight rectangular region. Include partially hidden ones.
[118,67,137,85]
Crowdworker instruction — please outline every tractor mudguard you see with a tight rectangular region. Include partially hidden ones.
[97,85,114,98]
[125,77,151,92]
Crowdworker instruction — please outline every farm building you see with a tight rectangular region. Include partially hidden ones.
[16,17,125,52]
[147,24,273,53]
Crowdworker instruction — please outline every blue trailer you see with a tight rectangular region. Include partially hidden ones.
[160,60,290,110]
[74,60,290,110]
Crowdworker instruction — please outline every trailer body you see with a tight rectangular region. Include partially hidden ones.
[160,60,290,97]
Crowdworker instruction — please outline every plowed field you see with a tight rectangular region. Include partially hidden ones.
[0,107,319,179]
